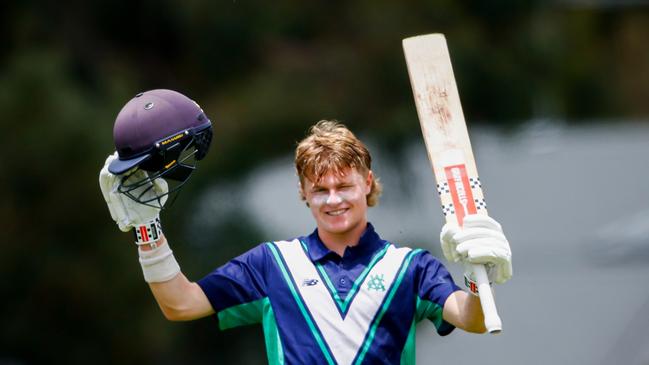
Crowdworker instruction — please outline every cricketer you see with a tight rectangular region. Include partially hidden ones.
[99,89,512,364]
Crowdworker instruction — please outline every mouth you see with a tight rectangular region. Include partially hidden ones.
[326,208,349,216]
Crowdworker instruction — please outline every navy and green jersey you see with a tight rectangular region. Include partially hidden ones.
[197,223,460,365]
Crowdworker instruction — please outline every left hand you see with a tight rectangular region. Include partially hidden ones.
[99,152,168,232]
[440,215,512,284]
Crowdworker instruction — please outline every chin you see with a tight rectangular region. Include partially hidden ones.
[320,218,356,234]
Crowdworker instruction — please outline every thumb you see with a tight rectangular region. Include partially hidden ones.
[440,222,460,243]
[440,222,461,262]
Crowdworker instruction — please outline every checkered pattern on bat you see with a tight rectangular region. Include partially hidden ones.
[441,203,455,216]
[438,178,481,197]
[436,182,450,196]
[469,177,481,189]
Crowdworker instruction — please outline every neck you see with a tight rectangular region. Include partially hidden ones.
[318,220,368,257]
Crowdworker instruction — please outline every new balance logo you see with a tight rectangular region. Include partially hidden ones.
[302,279,319,286]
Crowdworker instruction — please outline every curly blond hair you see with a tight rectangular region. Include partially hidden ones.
[295,120,382,206]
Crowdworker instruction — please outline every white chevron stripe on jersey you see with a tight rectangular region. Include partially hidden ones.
[275,239,411,365]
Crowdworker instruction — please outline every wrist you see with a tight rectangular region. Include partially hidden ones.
[463,269,492,296]
[138,237,180,283]
[131,217,181,283]
[133,217,163,250]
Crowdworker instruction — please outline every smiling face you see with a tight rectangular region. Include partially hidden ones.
[302,167,373,243]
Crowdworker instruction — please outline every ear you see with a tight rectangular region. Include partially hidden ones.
[364,170,374,194]
[298,181,306,201]
[298,180,311,207]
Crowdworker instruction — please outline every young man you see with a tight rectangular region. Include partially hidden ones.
[100,114,512,364]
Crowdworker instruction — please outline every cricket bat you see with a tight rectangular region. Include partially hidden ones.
[402,33,502,333]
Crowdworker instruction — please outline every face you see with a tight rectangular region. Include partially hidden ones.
[302,167,373,239]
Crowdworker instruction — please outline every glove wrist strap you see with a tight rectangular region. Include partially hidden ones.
[464,272,492,296]
[464,274,479,296]
[132,217,180,283]
[134,217,163,249]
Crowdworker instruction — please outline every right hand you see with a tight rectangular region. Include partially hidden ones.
[99,152,169,232]
[439,215,512,284]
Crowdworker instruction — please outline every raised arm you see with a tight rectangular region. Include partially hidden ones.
[143,237,214,321]
[99,153,213,321]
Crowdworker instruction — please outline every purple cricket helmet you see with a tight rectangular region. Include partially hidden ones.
[109,89,213,207]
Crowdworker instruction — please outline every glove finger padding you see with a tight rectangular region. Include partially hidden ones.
[495,259,513,284]
[457,238,512,284]
[452,227,508,244]
[152,176,169,207]
[99,153,132,232]
[440,223,462,262]
[462,214,503,231]
[99,153,170,232]
[458,244,509,264]
[455,237,510,259]
[118,170,168,225]
[123,170,169,205]
[99,153,119,214]
[440,214,513,284]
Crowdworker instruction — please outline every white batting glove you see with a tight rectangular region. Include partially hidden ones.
[99,152,168,232]
[440,215,512,284]
[99,153,179,282]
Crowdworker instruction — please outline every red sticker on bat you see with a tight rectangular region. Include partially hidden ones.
[444,164,477,226]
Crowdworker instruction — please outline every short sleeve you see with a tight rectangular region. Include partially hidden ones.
[412,251,461,336]
[197,243,269,330]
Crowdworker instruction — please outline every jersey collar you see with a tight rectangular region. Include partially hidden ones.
[303,222,384,262]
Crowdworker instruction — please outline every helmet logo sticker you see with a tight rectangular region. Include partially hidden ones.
[144,102,155,110]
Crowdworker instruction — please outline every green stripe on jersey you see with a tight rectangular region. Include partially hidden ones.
[415,297,445,330]
[401,295,445,365]
[218,298,265,330]
[261,298,285,365]
[400,319,417,365]
[219,297,285,364]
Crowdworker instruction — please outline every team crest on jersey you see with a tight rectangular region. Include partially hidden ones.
[366,274,386,292]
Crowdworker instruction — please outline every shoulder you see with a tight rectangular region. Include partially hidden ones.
[378,242,447,278]
[231,241,274,264]
[216,239,299,276]
[235,237,304,260]
[385,241,442,265]
[263,237,304,253]
[410,249,446,267]
[386,245,450,280]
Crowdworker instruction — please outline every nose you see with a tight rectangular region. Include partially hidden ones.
[325,191,343,205]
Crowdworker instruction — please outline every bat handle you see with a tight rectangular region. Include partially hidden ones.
[472,264,502,334]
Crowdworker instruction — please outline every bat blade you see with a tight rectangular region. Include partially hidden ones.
[403,33,502,334]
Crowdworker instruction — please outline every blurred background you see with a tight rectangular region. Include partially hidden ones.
[1,1,648,364]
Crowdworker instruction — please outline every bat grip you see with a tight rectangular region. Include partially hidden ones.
[472,264,502,334]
